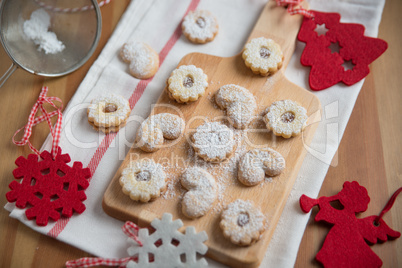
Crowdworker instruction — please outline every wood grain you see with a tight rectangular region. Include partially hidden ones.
[295,0,402,267]
[0,0,400,267]
[102,2,319,267]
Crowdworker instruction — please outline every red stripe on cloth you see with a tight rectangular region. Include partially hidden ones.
[48,217,69,238]
[47,0,200,238]
[87,133,118,176]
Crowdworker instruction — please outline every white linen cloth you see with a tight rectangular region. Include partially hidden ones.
[5,0,385,266]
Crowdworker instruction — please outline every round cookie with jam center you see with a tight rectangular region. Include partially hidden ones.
[119,159,167,203]
[220,199,266,246]
[263,99,308,138]
[166,65,208,103]
[242,37,284,76]
[182,10,219,44]
[87,93,131,133]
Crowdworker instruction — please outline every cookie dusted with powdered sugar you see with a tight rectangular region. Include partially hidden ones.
[238,148,285,186]
[220,199,266,246]
[182,10,218,44]
[87,93,131,133]
[190,122,236,162]
[180,167,217,219]
[119,159,166,202]
[166,65,208,103]
[263,100,308,138]
[120,41,159,79]
[242,37,283,76]
[215,84,257,129]
[135,113,185,152]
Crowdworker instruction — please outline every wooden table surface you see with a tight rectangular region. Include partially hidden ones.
[0,0,400,267]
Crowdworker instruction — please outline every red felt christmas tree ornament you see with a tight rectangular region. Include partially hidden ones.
[297,11,388,90]
[6,87,91,226]
[300,181,401,268]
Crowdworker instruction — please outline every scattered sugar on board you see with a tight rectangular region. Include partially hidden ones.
[207,92,220,110]
[259,177,273,187]
[161,121,274,213]
[23,8,65,54]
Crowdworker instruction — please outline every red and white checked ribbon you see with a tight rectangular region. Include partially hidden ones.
[66,221,142,268]
[12,87,63,159]
[33,0,113,13]
[122,221,143,247]
[276,0,314,18]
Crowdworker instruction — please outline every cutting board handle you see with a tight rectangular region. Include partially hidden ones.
[246,0,308,69]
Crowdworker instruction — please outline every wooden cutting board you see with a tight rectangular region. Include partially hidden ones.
[103,2,321,267]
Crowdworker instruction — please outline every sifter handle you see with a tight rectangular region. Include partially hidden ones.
[0,62,17,88]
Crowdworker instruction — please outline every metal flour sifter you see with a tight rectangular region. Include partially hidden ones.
[0,0,102,87]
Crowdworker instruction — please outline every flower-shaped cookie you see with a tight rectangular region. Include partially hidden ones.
[87,93,131,133]
[119,159,166,202]
[166,65,208,103]
[182,10,219,44]
[242,37,284,76]
[190,122,235,162]
[220,199,266,246]
[263,100,308,138]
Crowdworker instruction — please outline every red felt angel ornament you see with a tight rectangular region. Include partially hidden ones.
[300,181,401,268]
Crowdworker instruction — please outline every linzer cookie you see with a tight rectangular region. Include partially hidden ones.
[166,65,208,103]
[180,167,217,219]
[120,41,159,79]
[238,148,285,186]
[263,99,308,138]
[190,122,235,162]
[215,84,257,129]
[87,93,131,133]
[119,159,166,202]
[182,10,218,44]
[220,199,266,246]
[242,37,284,76]
[135,113,185,152]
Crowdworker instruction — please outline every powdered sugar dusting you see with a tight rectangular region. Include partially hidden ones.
[180,167,217,218]
[120,41,159,79]
[87,93,131,127]
[120,159,166,202]
[263,100,308,138]
[243,37,283,75]
[182,10,218,42]
[23,9,65,54]
[151,122,277,215]
[238,148,285,186]
[167,65,208,102]
[220,199,266,245]
[191,122,236,162]
[215,84,257,129]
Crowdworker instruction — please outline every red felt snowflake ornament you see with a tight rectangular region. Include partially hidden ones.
[297,11,388,90]
[300,181,401,267]
[7,147,90,226]
[6,87,91,226]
